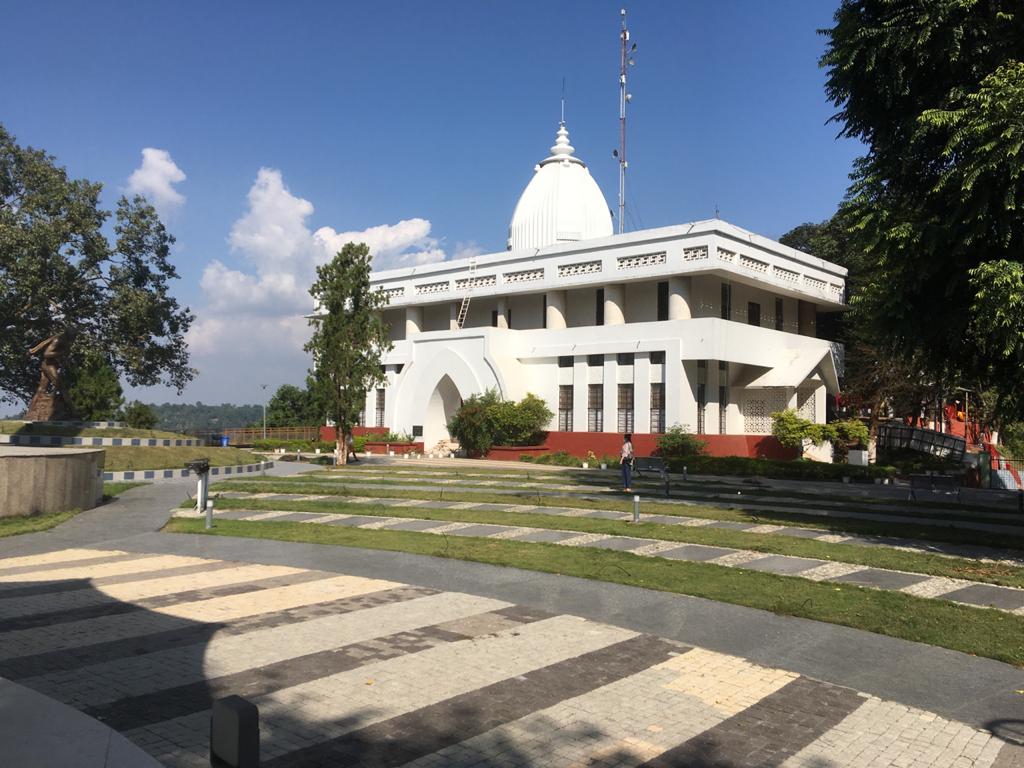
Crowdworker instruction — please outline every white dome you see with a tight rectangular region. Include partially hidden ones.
[508,123,613,251]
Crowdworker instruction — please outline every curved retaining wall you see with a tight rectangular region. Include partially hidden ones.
[102,460,274,483]
[0,447,104,516]
[0,434,201,448]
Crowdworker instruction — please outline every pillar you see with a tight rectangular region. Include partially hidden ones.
[798,300,817,337]
[449,301,460,331]
[668,276,692,320]
[405,306,423,336]
[603,355,618,433]
[604,284,625,326]
[496,298,509,329]
[545,290,567,330]
[572,357,588,433]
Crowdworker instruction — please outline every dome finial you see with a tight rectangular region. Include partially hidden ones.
[550,123,575,159]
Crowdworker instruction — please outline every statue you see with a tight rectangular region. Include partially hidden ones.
[25,330,76,421]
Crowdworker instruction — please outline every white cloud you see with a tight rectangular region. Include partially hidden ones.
[181,168,454,402]
[126,148,186,216]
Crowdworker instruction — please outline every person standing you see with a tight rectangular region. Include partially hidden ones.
[346,432,359,463]
[620,433,634,492]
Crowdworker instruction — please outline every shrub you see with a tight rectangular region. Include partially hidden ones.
[447,390,500,455]
[832,419,869,450]
[448,389,553,453]
[664,455,896,482]
[120,400,157,430]
[771,410,869,458]
[657,424,706,458]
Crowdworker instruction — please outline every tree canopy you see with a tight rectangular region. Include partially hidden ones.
[266,383,322,427]
[305,242,391,455]
[821,0,1024,419]
[0,125,194,408]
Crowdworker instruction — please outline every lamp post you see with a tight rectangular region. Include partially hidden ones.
[261,384,268,441]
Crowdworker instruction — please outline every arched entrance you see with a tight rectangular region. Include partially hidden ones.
[424,374,462,449]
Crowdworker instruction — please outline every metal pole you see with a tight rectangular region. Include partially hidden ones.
[205,499,214,530]
[632,494,640,523]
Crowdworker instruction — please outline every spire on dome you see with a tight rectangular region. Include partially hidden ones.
[541,123,583,167]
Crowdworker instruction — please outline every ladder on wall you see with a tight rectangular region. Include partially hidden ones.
[456,257,477,329]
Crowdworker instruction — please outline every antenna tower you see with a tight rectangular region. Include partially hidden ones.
[617,8,635,234]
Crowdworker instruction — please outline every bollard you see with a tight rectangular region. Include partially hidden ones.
[633,494,640,523]
[210,695,259,768]
[1018,488,1023,516]
[683,465,688,482]
[205,500,214,530]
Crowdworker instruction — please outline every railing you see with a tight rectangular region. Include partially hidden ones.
[218,426,321,446]
[990,455,1024,491]
[877,423,966,462]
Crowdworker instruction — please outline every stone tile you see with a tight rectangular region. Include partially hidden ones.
[442,524,516,538]
[322,515,384,527]
[385,519,451,532]
[739,555,827,575]
[508,529,581,544]
[831,568,931,591]
[584,537,652,552]
[776,526,830,539]
[656,544,736,562]
[941,584,1024,611]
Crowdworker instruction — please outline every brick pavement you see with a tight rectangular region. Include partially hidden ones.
[1,546,1021,767]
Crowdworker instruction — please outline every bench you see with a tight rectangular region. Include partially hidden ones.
[908,474,961,503]
[632,456,671,497]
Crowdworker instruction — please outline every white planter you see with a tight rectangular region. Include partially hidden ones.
[848,449,869,467]
[600,463,608,470]
[315,448,321,455]
[581,462,589,469]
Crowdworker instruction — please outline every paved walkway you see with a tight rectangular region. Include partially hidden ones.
[191,498,1024,616]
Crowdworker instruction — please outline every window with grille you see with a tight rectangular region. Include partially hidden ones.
[657,281,669,321]
[721,283,732,320]
[748,302,760,326]
[650,383,665,433]
[587,354,603,367]
[775,297,784,331]
[650,351,665,365]
[375,388,386,427]
[588,384,603,432]
[719,362,729,435]
[558,385,573,432]
[696,383,706,435]
[617,384,634,433]
[558,356,573,368]
[616,352,634,366]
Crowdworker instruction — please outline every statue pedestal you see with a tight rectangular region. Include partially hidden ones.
[25,391,73,422]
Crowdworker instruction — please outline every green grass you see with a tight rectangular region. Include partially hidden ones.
[165,516,1024,667]
[85,446,265,471]
[203,496,1024,589]
[0,509,78,537]
[0,420,186,439]
[102,481,147,500]
[211,478,1024,552]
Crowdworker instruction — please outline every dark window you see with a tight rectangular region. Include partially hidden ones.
[558,355,573,368]
[650,383,665,433]
[596,288,605,325]
[718,385,728,434]
[506,308,512,328]
[491,310,498,327]
[558,385,573,432]
[696,383,706,435]
[775,297,784,331]
[587,384,604,432]
[617,384,634,433]
[542,295,547,329]
[721,283,731,320]
[650,351,665,365]
[748,302,760,326]
[587,354,603,367]
[375,388,386,428]
[657,281,669,321]
[616,352,634,366]
[697,359,706,370]
[395,364,404,374]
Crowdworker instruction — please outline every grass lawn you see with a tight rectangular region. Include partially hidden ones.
[165,516,1024,667]
[103,481,148,500]
[0,509,78,537]
[203,496,1024,589]
[93,446,265,471]
[0,420,186,439]
[211,478,1024,552]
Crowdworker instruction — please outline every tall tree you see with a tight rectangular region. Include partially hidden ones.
[65,350,124,421]
[0,125,195,409]
[821,1,1024,420]
[305,243,391,460]
[266,383,321,427]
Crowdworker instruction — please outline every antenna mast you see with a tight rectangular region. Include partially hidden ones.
[617,8,635,235]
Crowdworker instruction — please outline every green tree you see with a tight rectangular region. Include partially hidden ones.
[65,350,124,421]
[266,383,321,427]
[0,125,195,410]
[305,243,391,460]
[447,389,501,455]
[821,1,1024,419]
[119,400,157,430]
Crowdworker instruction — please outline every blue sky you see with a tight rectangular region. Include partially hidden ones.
[1,0,860,405]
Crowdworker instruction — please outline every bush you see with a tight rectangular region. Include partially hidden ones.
[120,400,157,430]
[771,409,869,460]
[448,389,553,453]
[664,455,896,482]
[657,424,706,458]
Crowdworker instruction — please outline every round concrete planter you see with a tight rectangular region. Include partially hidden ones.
[0,446,104,516]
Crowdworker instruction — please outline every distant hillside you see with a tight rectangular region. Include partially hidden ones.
[150,402,263,433]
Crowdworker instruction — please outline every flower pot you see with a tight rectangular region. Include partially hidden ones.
[581,462,589,469]
[600,463,608,470]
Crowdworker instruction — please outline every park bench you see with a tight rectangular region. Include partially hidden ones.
[907,473,961,503]
[632,456,671,497]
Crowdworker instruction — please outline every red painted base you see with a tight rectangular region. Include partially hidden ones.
[484,432,796,461]
[319,426,388,442]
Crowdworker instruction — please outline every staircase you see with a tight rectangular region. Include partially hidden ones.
[455,258,477,329]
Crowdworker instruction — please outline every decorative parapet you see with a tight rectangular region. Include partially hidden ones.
[773,266,799,284]
[716,248,735,263]
[739,254,769,273]
[616,251,667,270]
[557,260,602,278]
[379,286,405,300]
[503,268,545,284]
[803,275,827,292]
[454,274,497,291]
[415,280,450,295]
[682,246,709,262]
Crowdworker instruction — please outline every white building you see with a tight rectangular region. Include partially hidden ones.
[361,123,846,454]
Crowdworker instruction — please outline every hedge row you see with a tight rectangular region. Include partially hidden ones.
[664,455,898,482]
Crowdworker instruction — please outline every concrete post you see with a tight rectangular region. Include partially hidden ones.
[668,276,692,320]
[405,306,423,336]
[604,284,625,326]
[496,298,509,329]
[545,290,567,330]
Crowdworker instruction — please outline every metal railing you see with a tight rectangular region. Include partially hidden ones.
[877,423,966,462]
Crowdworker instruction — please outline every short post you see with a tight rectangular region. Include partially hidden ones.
[186,458,211,515]
[632,494,640,523]
[210,695,259,768]
[205,500,214,530]
[683,465,688,481]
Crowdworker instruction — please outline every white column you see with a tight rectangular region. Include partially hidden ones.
[634,355,651,433]
[405,306,423,336]
[668,277,692,320]
[706,361,720,434]
[545,290,567,329]
[449,301,460,331]
[603,355,617,433]
[668,353,696,433]
[572,358,588,433]
[604,284,625,326]
[496,298,509,329]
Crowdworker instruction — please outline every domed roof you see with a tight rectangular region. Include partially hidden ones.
[507,123,613,251]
